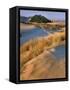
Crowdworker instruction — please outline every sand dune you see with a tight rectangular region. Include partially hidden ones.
[20,31,66,80]
[20,50,65,80]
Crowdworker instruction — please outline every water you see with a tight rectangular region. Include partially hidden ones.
[20,27,48,44]
[20,27,65,59]
[20,27,61,44]
[52,45,65,59]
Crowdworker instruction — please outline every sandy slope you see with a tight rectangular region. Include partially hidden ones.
[20,31,65,80]
[20,50,65,80]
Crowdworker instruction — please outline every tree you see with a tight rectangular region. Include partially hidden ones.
[30,15,51,23]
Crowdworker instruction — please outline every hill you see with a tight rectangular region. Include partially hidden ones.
[20,16,30,23]
[20,15,51,23]
[30,15,51,23]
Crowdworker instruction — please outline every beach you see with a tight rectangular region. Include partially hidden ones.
[19,10,66,80]
[20,23,36,31]
[20,30,65,80]
[20,50,65,80]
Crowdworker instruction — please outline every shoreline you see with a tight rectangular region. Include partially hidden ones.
[20,25,66,80]
[20,31,65,65]
[20,22,65,32]
[20,23,36,31]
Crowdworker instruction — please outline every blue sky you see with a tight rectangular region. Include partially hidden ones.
[20,10,65,21]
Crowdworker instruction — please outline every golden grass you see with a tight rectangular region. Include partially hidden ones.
[20,31,66,80]
[20,50,65,80]
[20,31,65,64]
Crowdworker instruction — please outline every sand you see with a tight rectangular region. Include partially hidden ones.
[20,23,36,31]
[20,31,66,80]
[20,50,65,80]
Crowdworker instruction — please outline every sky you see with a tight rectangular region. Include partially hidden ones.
[20,10,65,21]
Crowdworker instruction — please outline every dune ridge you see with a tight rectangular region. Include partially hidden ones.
[20,31,65,80]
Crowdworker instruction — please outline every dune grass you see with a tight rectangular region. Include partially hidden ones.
[20,30,65,80]
[20,31,65,65]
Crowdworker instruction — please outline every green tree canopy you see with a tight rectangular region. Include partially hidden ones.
[30,15,51,23]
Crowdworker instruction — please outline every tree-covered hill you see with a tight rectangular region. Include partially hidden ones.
[20,15,51,23]
[30,15,51,23]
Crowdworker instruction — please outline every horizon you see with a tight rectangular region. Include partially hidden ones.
[20,10,65,21]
